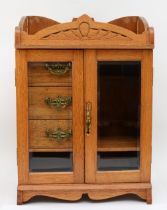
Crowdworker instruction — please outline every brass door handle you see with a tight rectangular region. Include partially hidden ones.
[86,102,92,135]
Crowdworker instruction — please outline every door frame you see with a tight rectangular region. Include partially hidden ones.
[16,49,85,184]
[84,49,153,183]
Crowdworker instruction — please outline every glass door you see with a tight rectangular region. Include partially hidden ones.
[97,61,141,171]
[18,50,84,184]
[85,50,152,183]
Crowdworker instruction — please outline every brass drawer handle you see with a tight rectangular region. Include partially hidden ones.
[45,96,72,110]
[46,128,72,142]
[45,62,72,76]
[86,102,92,135]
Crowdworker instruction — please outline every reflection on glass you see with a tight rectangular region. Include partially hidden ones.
[29,152,73,172]
[97,61,141,171]
[98,152,139,171]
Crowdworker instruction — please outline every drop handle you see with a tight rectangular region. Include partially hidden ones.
[46,128,72,142]
[86,102,92,135]
[45,62,72,76]
[45,96,72,110]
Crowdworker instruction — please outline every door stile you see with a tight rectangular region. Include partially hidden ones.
[84,50,97,183]
[140,50,153,182]
[16,50,29,185]
[72,50,85,183]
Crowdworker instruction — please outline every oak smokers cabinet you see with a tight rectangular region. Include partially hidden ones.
[15,15,154,204]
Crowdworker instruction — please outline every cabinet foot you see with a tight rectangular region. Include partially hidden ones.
[17,190,23,205]
[146,188,152,204]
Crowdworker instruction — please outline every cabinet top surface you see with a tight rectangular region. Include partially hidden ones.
[15,14,154,49]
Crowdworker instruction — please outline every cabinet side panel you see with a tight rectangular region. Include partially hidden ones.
[16,50,29,184]
[140,50,153,182]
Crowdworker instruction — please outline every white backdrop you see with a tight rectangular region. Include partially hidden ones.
[0,0,166,209]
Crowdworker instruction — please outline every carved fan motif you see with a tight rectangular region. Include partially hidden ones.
[42,21,131,41]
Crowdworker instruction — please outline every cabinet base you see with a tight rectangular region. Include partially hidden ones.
[17,183,152,204]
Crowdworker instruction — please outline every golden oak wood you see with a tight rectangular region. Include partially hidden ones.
[29,87,72,119]
[17,183,152,204]
[15,15,154,49]
[16,49,84,186]
[29,120,72,149]
[85,50,152,183]
[97,136,140,152]
[140,50,153,182]
[16,50,29,185]
[84,50,97,184]
[28,62,72,87]
[16,15,154,204]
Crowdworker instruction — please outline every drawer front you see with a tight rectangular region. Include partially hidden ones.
[29,120,72,149]
[28,62,72,86]
[29,87,72,119]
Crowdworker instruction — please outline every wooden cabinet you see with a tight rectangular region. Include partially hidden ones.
[15,15,154,204]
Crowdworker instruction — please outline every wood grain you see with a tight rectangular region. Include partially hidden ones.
[15,15,154,49]
[110,16,148,34]
[140,50,153,182]
[16,15,153,204]
[28,62,72,87]
[17,49,84,186]
[29,87,72,119]
[17,183,152,204]
[96,170,140,183]
[29,120,72,149]
[28,172,74,184]
[72,50,84,183]
[16,50,29,185]
[84,50,97,183]
[19,16,59,35]
[84,49,152,184]
[98,136,140,152]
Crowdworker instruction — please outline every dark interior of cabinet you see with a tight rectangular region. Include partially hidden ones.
[98,61,141,140]
[97,61,141,170]
[29,152,73,172]
[97,151,140,171]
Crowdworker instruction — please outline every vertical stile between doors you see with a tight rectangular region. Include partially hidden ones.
[84,50,97,183]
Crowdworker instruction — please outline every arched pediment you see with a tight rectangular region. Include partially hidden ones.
[15,15,154,49]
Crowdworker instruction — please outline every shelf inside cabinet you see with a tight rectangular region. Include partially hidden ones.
[97,136,140,152]
[29,148,73,152]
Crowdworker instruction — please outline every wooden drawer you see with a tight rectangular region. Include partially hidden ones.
[28,62,72,86]
[29,120,72,150]
[29,87,72,119]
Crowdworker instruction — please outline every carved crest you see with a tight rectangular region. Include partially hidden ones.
[42,16,131,41]
[15,15,154,49]
[39,15,133,41]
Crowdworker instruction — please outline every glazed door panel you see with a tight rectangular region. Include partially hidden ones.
[85,50,152,183]
[16,50,84,184]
